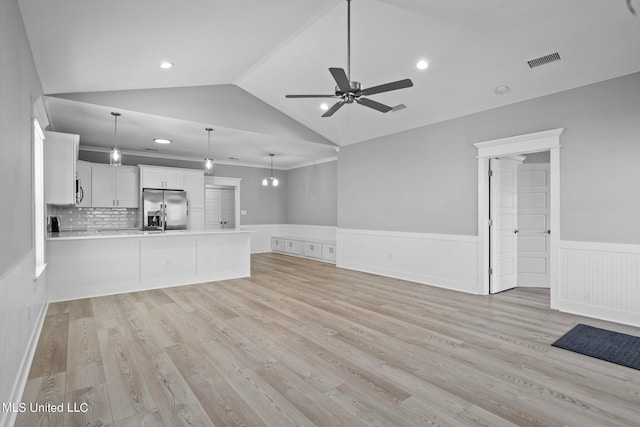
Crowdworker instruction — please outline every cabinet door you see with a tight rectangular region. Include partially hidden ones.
[272,238,284,252]
[141,168,165,189]
[284,240,300,254]
[187,208,204,230]
[322,244,336,262]
[44,132,78,205]
[76,161,92,207]
[91,165,116,207]
[116,167,139,208]
[163,170,184,190]
[184,171,204,209]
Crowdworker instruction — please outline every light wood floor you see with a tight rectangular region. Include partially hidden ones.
[16,253,640,426]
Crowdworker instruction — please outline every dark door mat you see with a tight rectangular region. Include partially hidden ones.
[552,324,640,370]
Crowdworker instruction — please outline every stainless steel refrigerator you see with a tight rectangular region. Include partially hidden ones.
[142,189,187,231]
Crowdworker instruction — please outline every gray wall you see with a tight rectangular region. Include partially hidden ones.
[0,0,43,274]
[213,163,287,225]
[286,161,337,226]
[339,71,640,244]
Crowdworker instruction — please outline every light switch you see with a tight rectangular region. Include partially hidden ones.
[240,210,247,215]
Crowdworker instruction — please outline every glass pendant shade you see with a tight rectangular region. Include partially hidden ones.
[263,153,280,187]
[204,158,214,173]
[110,147,122,166]
[110,112,122,166]
[204,128,214,174]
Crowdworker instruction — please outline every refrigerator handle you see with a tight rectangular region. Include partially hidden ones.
[186,200,189,216]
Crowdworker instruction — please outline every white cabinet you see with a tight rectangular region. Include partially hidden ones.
[272,236,336,264]
[140,166,184,190]
[91,165,139,208]
[76,161,92,207]
[302,242,322,259]
[322,244,336,262]
[44,131,79,205]
[184,170,204,209]
[284,239,300,255]
[205,187,235,229]
[271,237,284,252]
[184,170,205,230]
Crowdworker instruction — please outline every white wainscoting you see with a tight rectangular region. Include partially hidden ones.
[0,252,48,427]
[240,224,337,254]
[337,228,480,294]
[558,240,640,327]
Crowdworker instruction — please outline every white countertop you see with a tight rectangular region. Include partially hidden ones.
[47,228,254,241]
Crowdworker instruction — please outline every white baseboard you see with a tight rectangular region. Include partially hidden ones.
[558,240,640,327]
[337,228,480,294]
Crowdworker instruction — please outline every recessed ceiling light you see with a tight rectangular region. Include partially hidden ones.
[416,60,429,70]
[153,138,171,144]
[160,61,174,69]
[320,103,329,111]
[494,85,511,95]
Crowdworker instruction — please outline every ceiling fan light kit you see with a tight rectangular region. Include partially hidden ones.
[286,0,414,118]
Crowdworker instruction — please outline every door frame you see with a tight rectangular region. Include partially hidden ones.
[204,176,242,228]
[474,128,563,307]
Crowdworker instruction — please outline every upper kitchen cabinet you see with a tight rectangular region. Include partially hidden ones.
[44,131,79,205]
[75,160,92,207]
[140,166,184,190]
[92,164,139,208]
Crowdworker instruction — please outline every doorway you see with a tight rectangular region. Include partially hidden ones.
[474,129,563,307]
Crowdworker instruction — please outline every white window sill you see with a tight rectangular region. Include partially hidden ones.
[34,263,47,280]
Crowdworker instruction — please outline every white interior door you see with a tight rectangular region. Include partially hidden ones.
[490,158,519,294]
[517,163,550,287]
[221,189,235,228]
[205,187,222,229]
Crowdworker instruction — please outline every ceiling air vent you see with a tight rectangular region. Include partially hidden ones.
[527,52,561,69]
[144,148,159,152]
[391,104,407,112]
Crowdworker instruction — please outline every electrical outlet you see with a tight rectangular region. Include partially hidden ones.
[241,210,247,215]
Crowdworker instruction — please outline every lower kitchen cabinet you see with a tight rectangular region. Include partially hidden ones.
[272,236,336,264]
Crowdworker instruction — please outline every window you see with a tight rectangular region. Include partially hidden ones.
[34,119,46,277]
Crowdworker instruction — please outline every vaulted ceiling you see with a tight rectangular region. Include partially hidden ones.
[18,0,640,168]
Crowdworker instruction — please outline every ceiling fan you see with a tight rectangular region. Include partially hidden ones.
[285,0,414,118]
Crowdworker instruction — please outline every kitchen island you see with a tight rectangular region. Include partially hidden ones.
[46,229,253,301]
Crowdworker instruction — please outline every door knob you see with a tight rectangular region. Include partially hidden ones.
[546,229,551,234]
[514,229,519,234]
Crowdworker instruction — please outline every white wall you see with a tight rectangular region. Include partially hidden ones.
[0,0,48,424]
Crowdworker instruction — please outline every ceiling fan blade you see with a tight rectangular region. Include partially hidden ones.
[356,97,393,113]
[322,100,346,117]
[285,94,338,98]
[359,79,414,96]
[329,68,352,92]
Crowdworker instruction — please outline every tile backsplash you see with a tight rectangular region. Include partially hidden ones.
[48,206,140,231]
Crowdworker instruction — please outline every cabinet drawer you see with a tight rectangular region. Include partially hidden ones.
[302,242,322,259]
[284,239,300,255]
[322,244,336,262]
[272,238,285,252]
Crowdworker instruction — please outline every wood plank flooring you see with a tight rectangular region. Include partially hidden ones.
[16,253,640,426]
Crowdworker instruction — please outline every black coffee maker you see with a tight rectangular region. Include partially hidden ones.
[51,216,60,233]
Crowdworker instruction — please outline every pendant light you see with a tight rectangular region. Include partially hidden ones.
[204,127,214,173]
[262,153,279,187]
[109,112,122,166]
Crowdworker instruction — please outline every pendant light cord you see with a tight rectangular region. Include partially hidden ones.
[347,0,351,81]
